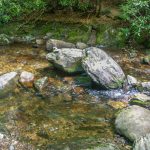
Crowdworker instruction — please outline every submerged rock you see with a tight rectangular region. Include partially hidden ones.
[0,72,18,97]
[82,47,125,89]
[19,71,34,88]
[46,39,75,51]
[115,105,150,142]
[107,100,128,109]
[46,48,85,73]
[34,77,48,92]
[87,143,120,150]
[133,133,150,150]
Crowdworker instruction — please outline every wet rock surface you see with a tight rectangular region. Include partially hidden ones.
[46,48,85,73]
[133,133,150,150]
[82,47,125,89]
[115,105,150,141]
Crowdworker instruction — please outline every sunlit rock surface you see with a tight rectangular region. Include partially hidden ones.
[82,47,125,89]
[133,133,150,150]
[115,105,150,141]
[46,48,85,73]
[46,39,75,51]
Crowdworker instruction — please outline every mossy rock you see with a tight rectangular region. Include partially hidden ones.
[129,93,150,108]
[130,99,150,108]
[46,48,85,74]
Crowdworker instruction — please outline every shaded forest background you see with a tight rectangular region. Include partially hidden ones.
[0,0,150,47]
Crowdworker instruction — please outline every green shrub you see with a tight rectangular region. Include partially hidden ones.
[121,0,150,41]
[58,0,92,11]
[0,0,45,24]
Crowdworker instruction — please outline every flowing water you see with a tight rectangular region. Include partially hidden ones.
[0,44,149,150]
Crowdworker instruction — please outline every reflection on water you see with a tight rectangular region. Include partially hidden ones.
[0,90,117,149]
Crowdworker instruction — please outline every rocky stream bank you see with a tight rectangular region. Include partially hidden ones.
[0,25,150,150]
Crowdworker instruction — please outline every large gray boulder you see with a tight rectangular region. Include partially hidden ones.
[133,134,150,150]
[46,48,85,74]
[0,72,18,97]
[46,39,75,51]
[82,47,125,89]
[115,105,150,142]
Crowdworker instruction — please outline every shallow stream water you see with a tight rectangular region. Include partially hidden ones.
[0,44,149,150]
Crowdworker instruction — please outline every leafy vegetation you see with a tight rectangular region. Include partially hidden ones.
[0,0,46,24]
[0,0,102,24]
[0,0,150,47]
[121,0,150,45]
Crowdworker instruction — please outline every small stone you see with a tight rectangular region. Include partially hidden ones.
[9,145,15,150]
[108,101,128,109]
[127,75,138,86]
[141,82,150,91]
[72,86,85,95]
[36,39,45,45]
[63,77,74,84]
[46,39,75,51]
[43,32,53,40]
[76,42,88,49]
[34,77,48,91]
[20,71,34,88]
[63,94,72,101]
[0,133,4,140]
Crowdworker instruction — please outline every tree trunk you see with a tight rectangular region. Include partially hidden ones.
[96,0,102,17]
